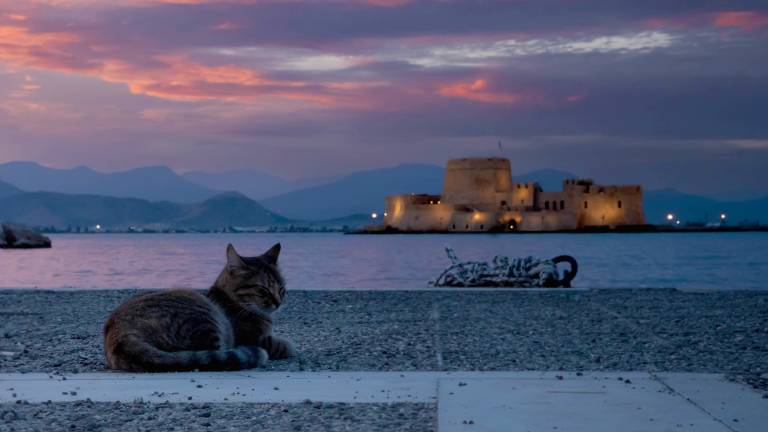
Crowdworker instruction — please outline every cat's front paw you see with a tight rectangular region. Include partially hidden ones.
[240,345,268,368]
[261,335,296,360]
[280,339,297,359]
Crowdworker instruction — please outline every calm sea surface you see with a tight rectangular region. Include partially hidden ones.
[1,233,766,290]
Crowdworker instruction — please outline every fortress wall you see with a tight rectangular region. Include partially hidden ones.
[510,182,537,209]
[538,191,571,212]
[518,211,578,231]
[448,210,496,231]
[442,158,513,206]
[384,195,452,231]
[576,188,645,227]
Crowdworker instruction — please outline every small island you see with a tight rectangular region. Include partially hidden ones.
[365,157,647,233]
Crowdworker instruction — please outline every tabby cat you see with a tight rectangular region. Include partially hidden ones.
[103,243,294,372]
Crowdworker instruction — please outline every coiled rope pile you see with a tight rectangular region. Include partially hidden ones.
[430,247,577,288]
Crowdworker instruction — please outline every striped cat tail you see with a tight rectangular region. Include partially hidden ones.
[108,336,267,372]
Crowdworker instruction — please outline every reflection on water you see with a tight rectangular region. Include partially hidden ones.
[0,232,766,290]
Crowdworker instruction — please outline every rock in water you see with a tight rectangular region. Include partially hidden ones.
[0,223,52,249]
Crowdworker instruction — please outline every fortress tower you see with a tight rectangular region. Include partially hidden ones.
[442,158,513,208]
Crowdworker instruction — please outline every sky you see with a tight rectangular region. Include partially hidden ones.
[0,0,767,198]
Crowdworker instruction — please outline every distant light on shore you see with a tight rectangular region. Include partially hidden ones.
[371,213,378,219]
[95,224,101,231]
[720,213,727,220]
[666,213,674,221]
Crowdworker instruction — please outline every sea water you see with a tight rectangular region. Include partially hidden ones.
[0,232,766,290]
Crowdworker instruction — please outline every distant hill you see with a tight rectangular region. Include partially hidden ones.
[644,189,768,224]
[261,164,445,220]
[175,192,288,229]
[0,179,22,199]
[0,191,287,229]
[0,162,216,203]
[182,170,296,200]
[0,192,181,228]
[261,165,579,221]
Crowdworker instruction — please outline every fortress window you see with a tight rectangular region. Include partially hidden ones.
[452,224,456,230]
[480,224,484,230]
[584,201,588,209]
[525,184,529,189]
[618,200,622,209]
[560,200,565,210]
[501,200,507,206]
[545,201,550,210]
[465,224,469,230]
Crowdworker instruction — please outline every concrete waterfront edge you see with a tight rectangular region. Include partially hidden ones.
[1,372,765,432]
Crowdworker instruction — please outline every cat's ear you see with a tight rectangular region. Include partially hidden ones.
[226,244,245,268]
[262,243,281,265]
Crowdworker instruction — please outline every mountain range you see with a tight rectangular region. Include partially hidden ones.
[181,170,335,200]
[644,189,768,225]
[181,170,296,200]
[0,161,765,228]
[0,191,284,230]
[0,162,215,203]
[262,164,445,220]
[0,179,22,199]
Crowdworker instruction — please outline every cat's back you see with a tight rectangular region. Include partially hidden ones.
[108,289,213,323]
[104,289,230,356]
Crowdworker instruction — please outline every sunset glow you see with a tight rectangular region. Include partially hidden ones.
[0,0,765,196]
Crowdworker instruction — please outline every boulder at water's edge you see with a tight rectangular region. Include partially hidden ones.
[0,223,52,249]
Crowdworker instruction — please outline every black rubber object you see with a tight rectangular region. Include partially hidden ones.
[551,255,578,288]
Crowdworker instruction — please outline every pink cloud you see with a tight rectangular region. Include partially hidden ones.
[437,79,538,105]
[712,11,768,31]
[645,10,768,32]
[0,21,377,106]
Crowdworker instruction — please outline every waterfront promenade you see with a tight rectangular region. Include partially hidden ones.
[1,288,766,431]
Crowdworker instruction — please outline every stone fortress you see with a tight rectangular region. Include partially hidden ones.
[379,157,645,232]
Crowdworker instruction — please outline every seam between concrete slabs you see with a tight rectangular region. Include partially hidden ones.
[650,372,740,432]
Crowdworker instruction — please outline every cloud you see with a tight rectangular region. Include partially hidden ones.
[0,21,377,105]
[437,79,540,105]
[407,31,676,68]
[712,11,768,31]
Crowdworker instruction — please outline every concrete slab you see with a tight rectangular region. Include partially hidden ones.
[0,371,645,406]
[655,373,766,432]
[0,372,437,404]
[437,374,765,432]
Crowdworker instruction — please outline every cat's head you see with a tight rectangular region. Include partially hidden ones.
[217,243,285,314]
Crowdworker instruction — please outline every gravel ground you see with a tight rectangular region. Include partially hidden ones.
[1,288,766,376]
[1,288,766,430]
[0,400,435,432]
